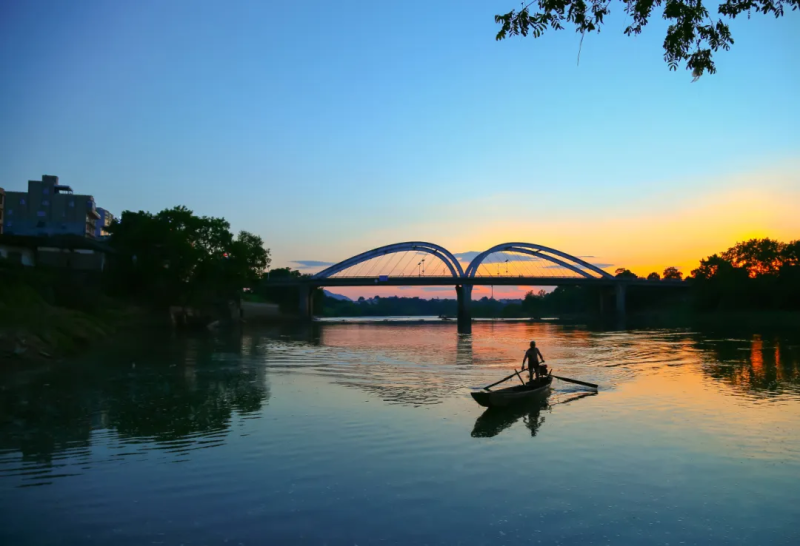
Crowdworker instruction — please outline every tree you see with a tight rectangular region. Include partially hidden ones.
[495,1,798,78]
[647,272,661,281]
[688,239,800,310]
[108,206,270,305]
[615,268,638,279]
[662,266,683,280]
[720,238,786,277]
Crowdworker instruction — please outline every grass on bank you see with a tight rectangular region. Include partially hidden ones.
[0,277,136,360]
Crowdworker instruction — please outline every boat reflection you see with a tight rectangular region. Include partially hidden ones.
[471,391,597,438]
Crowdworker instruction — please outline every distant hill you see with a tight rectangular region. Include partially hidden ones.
[323,290,352,302]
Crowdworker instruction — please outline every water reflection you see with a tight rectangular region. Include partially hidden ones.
[693,333,800,397]
[471,397,550,438]
[471,391,598,438]
[0,331,270,486]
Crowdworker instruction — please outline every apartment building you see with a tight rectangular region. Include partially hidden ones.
[95,207,115,239]
[2,175,100,238]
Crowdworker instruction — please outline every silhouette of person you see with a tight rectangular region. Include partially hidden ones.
[522,340,545,383]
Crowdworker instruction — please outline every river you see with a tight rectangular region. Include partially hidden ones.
[1,320,799,545]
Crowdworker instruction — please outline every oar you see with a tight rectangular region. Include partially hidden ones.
[552,375,598,390]
[483,368,529,391]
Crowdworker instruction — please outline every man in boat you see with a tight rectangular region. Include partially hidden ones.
[522,341,545,383]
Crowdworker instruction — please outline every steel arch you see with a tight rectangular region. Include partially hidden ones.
[312,241,465,279]
[465,243,613,279]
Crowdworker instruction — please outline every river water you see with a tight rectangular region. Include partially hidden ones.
[1,321,799,546]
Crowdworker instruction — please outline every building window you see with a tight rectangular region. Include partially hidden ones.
[20,198,25,205]
[37,211,46,217]
[69,201,75,207]
[42,200,49,206]
[43,188,49,194]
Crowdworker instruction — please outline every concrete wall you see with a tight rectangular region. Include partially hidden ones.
[241,301,281,321]
[0,244,36,266]
[37,248,106,271]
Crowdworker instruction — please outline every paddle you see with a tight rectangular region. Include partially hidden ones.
[552,375,598,390]
[482,367,529,391]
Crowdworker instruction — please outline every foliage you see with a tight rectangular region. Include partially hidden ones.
[615,268,638,279]
[321,294,535,319]
[107,206,270,306]
[0,261,131,358]
[663,266,683,280]
[720,238,788,277]
[690,238,800,310]
[495,0,798,77]
[647,272,661,280]
[522,286,602,316]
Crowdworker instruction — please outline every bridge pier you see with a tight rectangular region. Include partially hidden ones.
[615,283,626,317]
[298,286,314,319]
[456,285,472,334]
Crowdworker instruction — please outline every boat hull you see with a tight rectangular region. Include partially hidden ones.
[471,376,553,408]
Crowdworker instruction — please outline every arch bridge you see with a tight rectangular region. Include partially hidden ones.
[266,241,684,333]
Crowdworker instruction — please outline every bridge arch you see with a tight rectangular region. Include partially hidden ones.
[465,242,613,279]
[312,241,465,279]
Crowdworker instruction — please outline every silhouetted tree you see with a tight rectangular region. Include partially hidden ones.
[663,266,683,280]
[647,272,661,281]
[690,238,800,310]
[494,0,797,78]
[720,238,786,277]
[615,268,638,279]
[107,206,269,306]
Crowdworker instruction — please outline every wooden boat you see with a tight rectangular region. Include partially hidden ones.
[470,374,553,408]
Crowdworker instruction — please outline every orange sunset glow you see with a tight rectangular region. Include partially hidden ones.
[305,163,800,300]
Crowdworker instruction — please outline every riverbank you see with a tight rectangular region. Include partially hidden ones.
[0,274,155,363]
[0,298,150,363]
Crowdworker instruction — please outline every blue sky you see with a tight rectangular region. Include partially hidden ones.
[1,0,798,289]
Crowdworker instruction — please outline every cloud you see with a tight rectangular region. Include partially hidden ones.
[484,285,523,293]
[422,287,457,292]
[541,262,614,269]
[454,250,612,270]
[292,260,335,268]
[453,251,481,262]
[453,250,537,265]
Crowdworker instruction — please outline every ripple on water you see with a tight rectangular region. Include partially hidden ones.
[0,322,798,545]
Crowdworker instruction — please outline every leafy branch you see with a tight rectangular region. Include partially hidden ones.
[495,0,798,77]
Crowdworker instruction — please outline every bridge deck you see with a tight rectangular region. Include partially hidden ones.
[264,276,686,288]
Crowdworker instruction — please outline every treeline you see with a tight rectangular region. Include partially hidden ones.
[318,238,800,317]
[322,295,535,318]
[689,238,799,311]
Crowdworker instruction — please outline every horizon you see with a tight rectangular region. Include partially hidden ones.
[1,1,798,300]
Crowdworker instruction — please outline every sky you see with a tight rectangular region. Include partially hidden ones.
[1,0,798,299]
